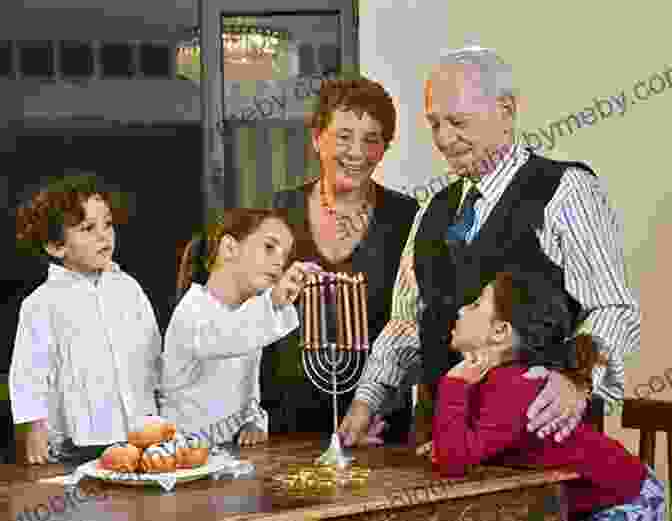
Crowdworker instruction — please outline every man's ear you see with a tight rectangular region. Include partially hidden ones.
[496,94,517,125]
[424,78,433,114]
[44,241,65,259]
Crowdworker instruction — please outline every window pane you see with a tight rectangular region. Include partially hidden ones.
[60,41,94,77]
[0,41,11,77]
[19,41,54,78]
[140,43,170,77]
[101,43,133,77]
[220,14,342,122]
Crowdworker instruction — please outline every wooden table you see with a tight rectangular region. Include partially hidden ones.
[4,434,579,521]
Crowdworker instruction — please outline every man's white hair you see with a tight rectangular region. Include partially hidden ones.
[436,38,515,99]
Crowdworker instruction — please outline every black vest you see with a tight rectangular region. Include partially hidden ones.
[414,151,596,383]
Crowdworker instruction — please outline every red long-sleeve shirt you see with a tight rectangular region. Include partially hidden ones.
[432,365,646,515]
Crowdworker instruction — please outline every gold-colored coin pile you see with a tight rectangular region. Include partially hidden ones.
[273,464,371,495]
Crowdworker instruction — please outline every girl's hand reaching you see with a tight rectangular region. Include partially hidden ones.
[271,261,323,307]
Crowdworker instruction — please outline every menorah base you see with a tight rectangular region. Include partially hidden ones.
[315,433,354,469]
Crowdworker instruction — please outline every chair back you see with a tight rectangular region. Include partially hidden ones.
[621,398,672,502]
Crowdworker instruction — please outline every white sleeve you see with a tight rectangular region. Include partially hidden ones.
[134,281,163,391]
[246,401,269,434]
[9,299,52,424]
[196,288,299,359]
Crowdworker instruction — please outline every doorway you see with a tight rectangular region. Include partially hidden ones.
[199,0,359,213]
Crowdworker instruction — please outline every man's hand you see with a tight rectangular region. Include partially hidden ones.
[523,367,588,442]
[237,423,268,447]
[338,400,376,447]
[416,440,432,456]
[416,441,438,463]
[22,420,49,465]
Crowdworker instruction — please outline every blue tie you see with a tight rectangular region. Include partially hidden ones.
[445,183,481,243]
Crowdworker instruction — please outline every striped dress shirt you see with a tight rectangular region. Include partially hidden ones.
[354,137,641,415]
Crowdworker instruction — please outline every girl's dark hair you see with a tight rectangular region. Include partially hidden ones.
[310,77,396,151]
[491,271,608,391]
[176,208,294,303]
[15,173,128,263]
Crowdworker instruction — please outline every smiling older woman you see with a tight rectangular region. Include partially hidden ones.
[260,77,419,442]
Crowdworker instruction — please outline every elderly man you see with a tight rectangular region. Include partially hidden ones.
[338,43,640,448]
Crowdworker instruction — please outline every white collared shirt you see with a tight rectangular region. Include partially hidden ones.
[9,262,162,446]
[159,283,299,440]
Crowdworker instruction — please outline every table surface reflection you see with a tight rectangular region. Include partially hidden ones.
[4,433,579,521]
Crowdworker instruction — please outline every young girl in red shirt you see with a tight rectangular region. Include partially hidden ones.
[430,271,665,521]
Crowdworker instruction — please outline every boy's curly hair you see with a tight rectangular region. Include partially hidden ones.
[15,173,128,261]
[492,271,608,391]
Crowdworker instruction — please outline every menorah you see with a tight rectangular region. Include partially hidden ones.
[300,272,369,468]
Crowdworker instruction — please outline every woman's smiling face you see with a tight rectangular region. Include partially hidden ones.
[313,108,386,192]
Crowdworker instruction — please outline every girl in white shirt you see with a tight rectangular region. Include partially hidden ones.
[10,174,162,465]
[159,208,320,447]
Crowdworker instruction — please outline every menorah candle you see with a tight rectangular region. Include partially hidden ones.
[352,274,362,351]
[319,274,328,348]
[306,275,318,349]
[303,275,312,349]
[326,274,338,345]
[359,274,369,350]
[302,276,308,348]
[342,273,353,350]
[312,273,321,350]
[307,274,316,349]
[336,274,345,349]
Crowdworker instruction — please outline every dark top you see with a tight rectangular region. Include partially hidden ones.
[261,177,419,440]
[415,152,596,383]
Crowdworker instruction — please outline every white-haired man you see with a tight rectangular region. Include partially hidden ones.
[339,44,640,449]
